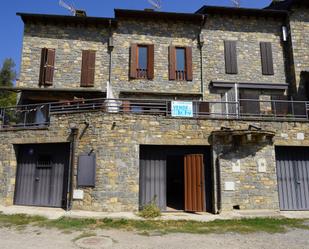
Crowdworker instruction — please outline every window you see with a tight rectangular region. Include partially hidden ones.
[224,41,238,74]
[80,50,96,87]
[137,46,148,78]
[130,44,154,80]
[260,42,274,75]
[176,48,186,80]
[169,46,193,81]
[39,48,55,86]
[37,155,52,168]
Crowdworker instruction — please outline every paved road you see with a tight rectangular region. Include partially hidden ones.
[0,226,309,249]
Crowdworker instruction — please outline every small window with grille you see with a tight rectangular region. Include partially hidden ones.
[37,155,52,168]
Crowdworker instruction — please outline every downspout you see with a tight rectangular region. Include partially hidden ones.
[108,19,114,86]
[215,153,223,214]
[198,15,206,101]
[67,126,78,211]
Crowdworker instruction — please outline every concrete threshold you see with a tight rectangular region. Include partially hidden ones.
[1,205,309,221]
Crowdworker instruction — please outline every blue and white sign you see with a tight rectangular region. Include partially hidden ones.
[171,101,193,117]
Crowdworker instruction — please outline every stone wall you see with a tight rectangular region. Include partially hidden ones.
[18,14,288,101]
[111,19,201,95]
[19,23,110,90]
[202,15,287,101]
[289,7,309,99]
[1,111,309,212]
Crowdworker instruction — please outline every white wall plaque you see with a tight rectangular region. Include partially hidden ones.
[297,133,305,140]
[280,133,288,139]
[232,160,241,173]
[257,158,267,173]
[225,182,235,191]
[73,189,84,200]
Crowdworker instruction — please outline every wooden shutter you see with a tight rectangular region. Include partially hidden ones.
[130,43,138,79]
[169,46,176,80]
[39,48,55,86]
[198,102,210,117]
[185,46,193,81]
[260,42,274,75]
[39,48,47,86]
[224,41,238,74]
[81,50,96,87]
[147,44,154,80]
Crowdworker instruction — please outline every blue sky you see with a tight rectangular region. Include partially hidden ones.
[1,0,272,77]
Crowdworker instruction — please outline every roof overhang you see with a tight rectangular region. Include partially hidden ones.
[196,5,288,19]
[210,81,289,90]
[17,12,117,27]
[115,9,204,23]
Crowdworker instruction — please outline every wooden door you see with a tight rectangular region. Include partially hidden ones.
[184,154,205,212]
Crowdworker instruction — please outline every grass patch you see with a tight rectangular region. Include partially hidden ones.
[138,199,161,219]
[0,213,308,235]
[0,214,47,228]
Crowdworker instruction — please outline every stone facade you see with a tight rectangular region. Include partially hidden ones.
[19,23,110,90]
[0,110,309,212]
[2,5,309,213]
[111,19,201,95]
[18,12,289,100]
[289,7,309,99]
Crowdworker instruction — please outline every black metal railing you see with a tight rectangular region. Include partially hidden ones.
[0,104,50,129]
[1,98,309,129]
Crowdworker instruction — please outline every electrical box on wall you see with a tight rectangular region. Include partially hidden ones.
[257,158,267,173]
[77,152,96,187]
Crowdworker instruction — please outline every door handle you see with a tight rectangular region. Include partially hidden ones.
[297,181,301,184]
[35,177,40,181]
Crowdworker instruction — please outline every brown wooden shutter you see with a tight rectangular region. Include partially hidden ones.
[185,46,193,81]
[198,102,210,117]
[147,44,154,80]
[130,43,138,79]
[169,46,176,80]
[39,48,55,86]
[81,50,96,87]
[224,41,238,74]
[39,48,48,86]
[260,42,274,75]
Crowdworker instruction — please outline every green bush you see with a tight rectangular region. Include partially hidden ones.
[138,197,161,219]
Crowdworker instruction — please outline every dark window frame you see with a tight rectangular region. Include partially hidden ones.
[169,46,193,81]
[130,43,154,80]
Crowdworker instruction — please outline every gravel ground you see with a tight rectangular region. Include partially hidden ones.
[0,226,309,249]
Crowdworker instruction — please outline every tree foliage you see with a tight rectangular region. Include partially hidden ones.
[0,58,17,107]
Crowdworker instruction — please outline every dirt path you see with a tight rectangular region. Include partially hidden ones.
[0,226,309,249]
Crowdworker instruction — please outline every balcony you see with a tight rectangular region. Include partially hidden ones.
[1,98,309,129]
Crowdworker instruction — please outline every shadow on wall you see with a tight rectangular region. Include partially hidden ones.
[297,71,309,101]
[210,134,273,161]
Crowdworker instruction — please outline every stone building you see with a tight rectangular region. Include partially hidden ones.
[0,0,309,213]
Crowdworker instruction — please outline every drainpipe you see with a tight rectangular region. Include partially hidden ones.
[215,153,223,214]
[108,19,114,87]
[67,126,79,211]
[198,15,206,101]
